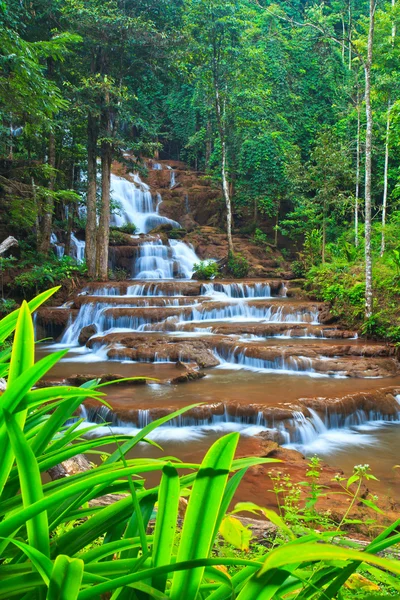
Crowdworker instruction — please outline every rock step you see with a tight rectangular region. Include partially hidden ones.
[82,387,400,438]
[177,322,357,338]
[79,279,287,297]
[86,333,398,378]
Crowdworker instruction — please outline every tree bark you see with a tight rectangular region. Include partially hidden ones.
[364,0,376,318]
[380,99,391,256]
[380,0,395,257]
[355,94,361,248]
[85,113,98,277]
[96,126,112,280]
[38,131,56,254]
[214,78,234,255]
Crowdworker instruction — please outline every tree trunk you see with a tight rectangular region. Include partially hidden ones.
[38,131,56,254]
[85,113,98,277]
[96,137,112,280]
[205,119,212,169]
[355,95,361,248]
[275,202,280,248]
[364,0,376,319]
[380,99,391,256]
[348,0,352,70]
[380,0,395,257]
[322,200,326,264]
[214,81,234,255]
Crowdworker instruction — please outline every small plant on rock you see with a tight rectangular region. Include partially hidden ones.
[193,260,220,280]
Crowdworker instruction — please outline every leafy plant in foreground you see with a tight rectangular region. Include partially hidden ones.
[0,289,400,598]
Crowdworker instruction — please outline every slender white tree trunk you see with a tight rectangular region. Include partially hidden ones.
[355,96,361,247]
[380,0,395,256]
[380,99,391,256]
[214,75,234,255]
[364,0,376,319]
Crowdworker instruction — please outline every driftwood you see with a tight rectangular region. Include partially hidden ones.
[0,236,18,255]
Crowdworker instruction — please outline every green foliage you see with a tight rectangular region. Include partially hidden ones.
[253,228,268,247]
[0,298,18,318]
[193,260,220,280]
[169,228,186,239]
[14,257,86,296]
[227,253,249,278]
[114,223,137,235]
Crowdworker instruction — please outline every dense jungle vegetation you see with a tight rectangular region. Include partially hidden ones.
[1,0,400,337]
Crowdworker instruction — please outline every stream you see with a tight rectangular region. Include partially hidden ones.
[41,164,400,498]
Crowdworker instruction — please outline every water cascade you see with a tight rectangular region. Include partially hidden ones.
[70,233,86,264]
[50,233,65,259]
[80,396,400,449]
[110,173,180,234]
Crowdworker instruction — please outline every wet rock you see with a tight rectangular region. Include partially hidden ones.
[318,305,338,324]
[78,324,97,346]
[170,363,206,384]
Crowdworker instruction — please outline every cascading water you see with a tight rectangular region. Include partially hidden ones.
[110,173,180,234]
[133,239,200,280]
[78,396,400,448]
[50,233,65,259]
[70,233,86,264]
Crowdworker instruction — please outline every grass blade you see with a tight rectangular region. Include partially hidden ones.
[46,555,84,600]
[4,409,50,557]
[152,465,180,592]
[170,432,240,600]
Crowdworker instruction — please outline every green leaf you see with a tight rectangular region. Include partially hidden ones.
[46,555,84,600]
[3,408,50,557]
[170,432,240,600]
[152,465,180,592]
[219,516,252,551]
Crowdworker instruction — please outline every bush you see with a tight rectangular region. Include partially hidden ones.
[0,298,18,317]
[168,228,186,239]
[193,260,220,280]
[253,228,268,246]
[14,257,86,295]
[227,252,249,278]
[1,291,400,597]
[291,260,306,278]
[112,223,137,235]
[109,229,127,245]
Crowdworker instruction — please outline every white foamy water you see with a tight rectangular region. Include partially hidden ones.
[110,173,180,234]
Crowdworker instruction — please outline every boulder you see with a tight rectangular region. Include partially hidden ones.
[78,324,97,346]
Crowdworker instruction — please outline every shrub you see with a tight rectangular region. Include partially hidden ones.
[1,290,400,597]
[253,228,268,247]
[292,260,306,278]
[14,257,86,295]
[169,228,186,239]
[0,298,18,317]
[227,252,249,278]
[114,223,137,235]
[193,260,220,280]
[109,228,126,245]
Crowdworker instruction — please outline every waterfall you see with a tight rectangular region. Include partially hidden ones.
[184,304,319,324]
[50,233,65,260]
[170,170,176,188]
[110,173,180,234]
[200,282,272,299]
[213,347,324,377]
[70,234,85,264]
[78,398,400,447]
[134,239,200,280]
